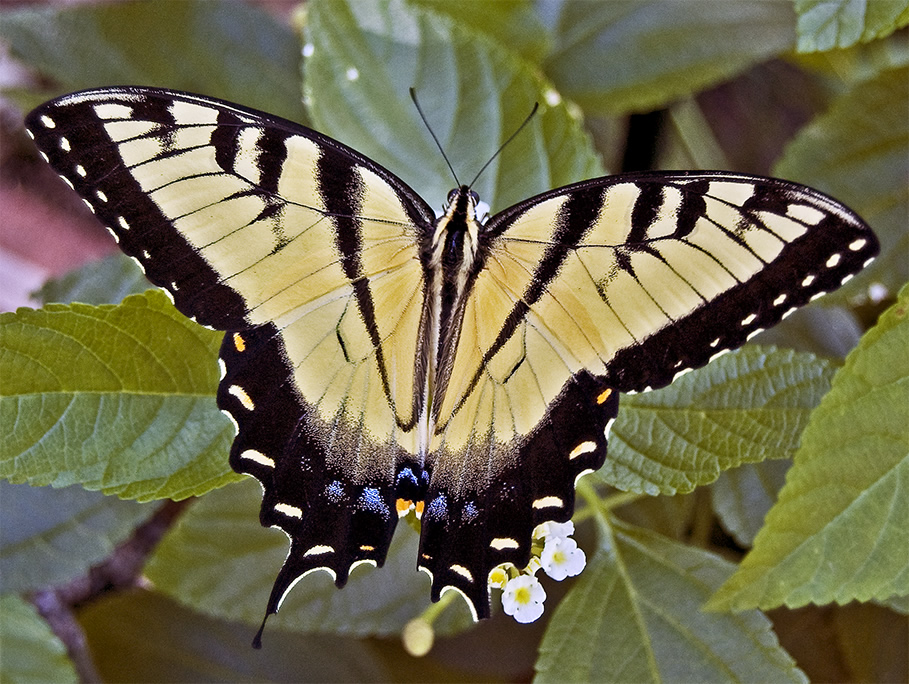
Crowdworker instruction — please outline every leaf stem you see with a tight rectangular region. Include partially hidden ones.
[419,587,457,625]
[603,490,648,511]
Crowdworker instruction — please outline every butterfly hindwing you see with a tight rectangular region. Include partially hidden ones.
[418,374,619,615]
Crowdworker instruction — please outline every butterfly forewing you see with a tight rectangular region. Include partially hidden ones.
[433,173,878,453]
[467,173,878,396]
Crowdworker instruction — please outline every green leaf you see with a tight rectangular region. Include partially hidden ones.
[598,346,835,495]
[0,481,151,593]
[709,284,909,611]
[540,0,796,114]
[535,520,806,683]
[795,0,909,52]
[77,589,468,683]
[0,0,304,122]
[410,0,551,61]
[751,304,863,360]
[145,477,474,638]
[0,291,237,501]
[0,595,77,684]
[712,460,791,547]
[789,29,909,85]
[303,0,602,213]
[34,254,150,306]
[774,66,909,302]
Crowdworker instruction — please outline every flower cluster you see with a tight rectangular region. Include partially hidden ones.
[488,520,586,623]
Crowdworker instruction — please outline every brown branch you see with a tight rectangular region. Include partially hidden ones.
[29,498,193,683]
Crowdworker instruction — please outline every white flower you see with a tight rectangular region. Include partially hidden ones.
[501,575,546,623]
[533,519,575,541]
[541,536,586,581]
[524,556,542,576]
[488,565,510,589]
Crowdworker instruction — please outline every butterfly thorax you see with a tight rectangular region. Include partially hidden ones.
[420,186,484,448]
[433,186,481,267]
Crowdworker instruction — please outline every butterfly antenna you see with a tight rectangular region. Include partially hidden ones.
[467,101,539,189]
[410,88,460,186]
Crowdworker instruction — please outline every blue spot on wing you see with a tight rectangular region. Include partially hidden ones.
[358,487,390,519]
[325,480,345,503]
[396,467,418,487]
[426,494,448,521]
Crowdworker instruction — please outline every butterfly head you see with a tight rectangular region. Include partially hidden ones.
[431,186,486,271]
[444,186,490,223]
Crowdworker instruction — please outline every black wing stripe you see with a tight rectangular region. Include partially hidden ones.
[629,182,663,242]
[528,187,606,301]
[212,109,245,173]
[488,189,605,365]
[316,151,409,428]
[675,178,708,237]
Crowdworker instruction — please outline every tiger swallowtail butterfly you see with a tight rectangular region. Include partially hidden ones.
[25,87,878,643]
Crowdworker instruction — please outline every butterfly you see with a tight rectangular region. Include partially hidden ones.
[25,87,878,641]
